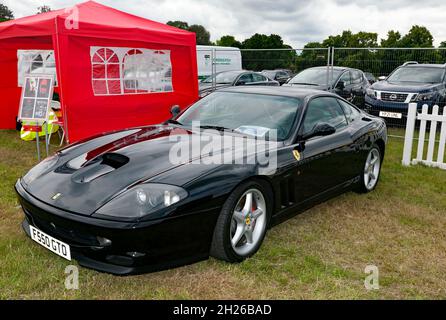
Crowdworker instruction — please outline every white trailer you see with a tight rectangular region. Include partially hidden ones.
[196,45,242,80]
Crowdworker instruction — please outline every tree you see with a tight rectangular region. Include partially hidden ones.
[242,33,291,50]
[166,21,212,45]
[322,30,377,48]
[37,5,51,14]
[241,33,295,71]
[166,20,189,30]
[322,31,352,47]
[304,42,325,48]
[381,30,402,47]
[0,3,14,22]
[188,24,212,45]
[216,35,242,48]
[354,32,378,48]
[440,41,446,48]
[400,25,433,48]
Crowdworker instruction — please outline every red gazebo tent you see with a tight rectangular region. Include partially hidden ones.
[0,1,198,142]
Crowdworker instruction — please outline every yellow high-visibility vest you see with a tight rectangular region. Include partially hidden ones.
[20,111,60,141]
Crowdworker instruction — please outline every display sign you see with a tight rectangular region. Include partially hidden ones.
[18,74,55,122]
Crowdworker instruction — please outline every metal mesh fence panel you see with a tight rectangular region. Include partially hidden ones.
[197,47,331,94]
[240,48,330,74]
[332,48,446,77]
[197,47,446,137]
[333,48,446,132]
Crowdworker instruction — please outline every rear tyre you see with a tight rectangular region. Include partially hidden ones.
[356,145,382,193]
[210,180,272,263]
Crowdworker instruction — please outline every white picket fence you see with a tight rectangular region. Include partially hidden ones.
[402,103,446,170]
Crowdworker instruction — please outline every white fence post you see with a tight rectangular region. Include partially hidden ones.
[426,105,439,162]
[437,106,446,164]
[402,103,417,166]
[415,105,428,162]
[403,103,446,170]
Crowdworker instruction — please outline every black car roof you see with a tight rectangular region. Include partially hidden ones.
[311,66,353,71]
[262,69,291,72]
[214,70,246,75]
[219,86,336,99]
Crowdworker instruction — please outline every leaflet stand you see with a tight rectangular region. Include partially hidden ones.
[17,74,55,161]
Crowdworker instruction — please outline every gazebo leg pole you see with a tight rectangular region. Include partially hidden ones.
[45,122,49,157]
[36,130,41,162]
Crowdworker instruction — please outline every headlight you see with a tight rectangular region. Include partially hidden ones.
[366,88,376,99]
[95,183,188,219]
[22,154,59,185]
[412,92,436,102]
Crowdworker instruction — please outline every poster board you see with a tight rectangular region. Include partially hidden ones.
[18,74,55,123]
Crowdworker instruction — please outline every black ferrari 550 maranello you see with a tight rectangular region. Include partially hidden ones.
[16,87,387,275]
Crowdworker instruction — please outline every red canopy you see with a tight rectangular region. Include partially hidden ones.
[0,1,198,142]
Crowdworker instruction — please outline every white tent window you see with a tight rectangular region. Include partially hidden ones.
[91,48,121,95]
[122,49,173,94]
[17,50,57,87]
[90,46,173,96]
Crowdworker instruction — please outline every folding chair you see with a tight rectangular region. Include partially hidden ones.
[48,101,66,147]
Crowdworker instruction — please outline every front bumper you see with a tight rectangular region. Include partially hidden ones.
[15,180,220,275]
[363,96,436,126]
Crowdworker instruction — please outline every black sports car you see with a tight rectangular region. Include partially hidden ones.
[261,69,294,85]
[283,66,370,108]
[16,87,387,275]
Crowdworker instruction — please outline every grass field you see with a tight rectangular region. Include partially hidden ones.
[0,129,445,299]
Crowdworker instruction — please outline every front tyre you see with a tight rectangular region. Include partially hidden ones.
[210,180,272,263]
[356,145,382,193]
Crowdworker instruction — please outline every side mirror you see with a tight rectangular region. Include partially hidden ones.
[170,105,181,118]
[336,81,345,90]
[302,123,336,141]
[378,76,386,81]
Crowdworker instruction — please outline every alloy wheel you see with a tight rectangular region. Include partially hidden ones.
[230,189,267,256]
[364,148,381,191]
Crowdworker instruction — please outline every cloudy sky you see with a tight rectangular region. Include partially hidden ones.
[3,0,446,47]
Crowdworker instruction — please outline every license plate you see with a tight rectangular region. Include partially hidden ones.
[379,111,402,119]
[29,225,71,261]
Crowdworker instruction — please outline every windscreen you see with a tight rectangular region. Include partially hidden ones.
[201,71,240,84]
[289,68,343,86]
[178,92,301,140]
[387,67,444,83]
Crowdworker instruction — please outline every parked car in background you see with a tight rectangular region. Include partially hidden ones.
[364,72,376,84]
[199,70,279,97]
[283,66,370,108]
[365,62,446,125]
[261,69,294,85]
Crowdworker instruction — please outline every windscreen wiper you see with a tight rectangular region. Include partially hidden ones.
[199,125,236,132]
[290,82,319,86]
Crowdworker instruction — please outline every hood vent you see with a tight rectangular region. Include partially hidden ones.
[71,153,129,183]
[101,153,129,169]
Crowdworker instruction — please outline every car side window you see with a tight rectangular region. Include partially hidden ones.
[336,99,361,123]
[339,71,352,86]
[351,71,363,84]
[252,73,267,82]
[301,97,348,136]
[238,73,254,84]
